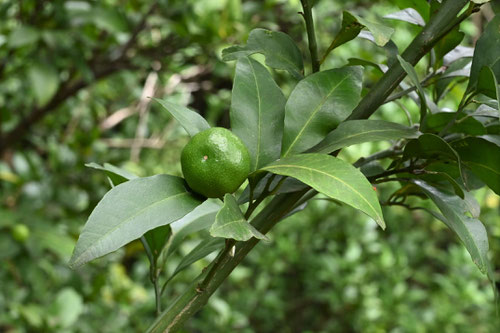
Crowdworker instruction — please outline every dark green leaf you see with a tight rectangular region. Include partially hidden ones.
[166,200,221,258]
[422,112,487,136]
[403,133,466,186]
[209,194,267,241]
[230,57,286,171]
[453,137,500,194]
[28,63,59,107]
[85,162,138,186]
[69,175,203,268]
[143,225,172,265]
[169,237,225,281]
[384,8,425,26]
[413,180,493,277]
[352,14,395,47]
[433,26,464,69]
[222,29,304,79]
[467,15,500,93]
[154,98,210,137]
[321,12,364,62]
[262,154,385,229]
[479,134,500,147]
[395,0,430,22]
[8,26,40,48]
[311,120,420,154]
[476,66,500,111]
[397,55,427,120]
[282,67,363,157]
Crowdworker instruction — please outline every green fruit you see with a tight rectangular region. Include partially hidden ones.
[11,224,30,242]
[181,127,251,198]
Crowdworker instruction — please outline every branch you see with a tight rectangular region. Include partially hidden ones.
[347,0,470,121]
[0,59,133,155]
[300,0,320,73]
[146,0,473,330]
[0,2,166,156]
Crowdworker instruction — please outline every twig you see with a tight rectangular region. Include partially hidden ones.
[131,72,159,161]
[353,148,402,168]
[300,0,320,73]
[347,0,471,122]
[99,107,136,130]
[146,1,473,331]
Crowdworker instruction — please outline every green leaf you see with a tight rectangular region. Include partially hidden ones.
[397,55,427,120]
[169,237,225,281]
[69,175,203,268]
[262,154,385,229]
[413,180,493,277]
[479,134,500,147]
[222,29,304,79]
[476,66,500,111]
[422,111,487,136]
[92,6,128,33]
[85,162,138,186]
[281,67,363,157]
[209,194,267,241]
[154,98,210,137]
[28,63,60,107]
[467,15,500,93]
[403,133,466,186]
[51,288,84,329]
[321,12,364,62]
[311,120,420,154]
[143,225,172,265]
[166,200,221,258]
[8,26,40,48]
[230,57,286,171]
[433,26,464,69]
[395,0,430,22]
[453,137,500,195]
[352,14,395,47]
[384,8,425,26]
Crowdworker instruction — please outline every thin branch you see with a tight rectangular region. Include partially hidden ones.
[347,0,471,122]
[353,148,402,168]
[131,72,159,161]
[300,0,320,73]
[146,1,474,331]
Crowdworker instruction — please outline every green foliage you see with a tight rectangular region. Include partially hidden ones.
[1,0,500,331]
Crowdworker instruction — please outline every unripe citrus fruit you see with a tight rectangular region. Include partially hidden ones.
[11,224,30,242]
[181,127,251,198]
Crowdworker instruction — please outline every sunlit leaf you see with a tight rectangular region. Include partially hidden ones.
[154,98,210,137]
[282,67,363,157]
[413,180,493,278]
[453,137,500,195]
[69,175,203,268]
[230,57,286,171]
[311,120,420,154]
[262,154,385,229]
[209,194,267,241]
[222,29,304,79]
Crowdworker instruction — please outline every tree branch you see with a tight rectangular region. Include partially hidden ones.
[143,0,471,330]
[347,0,470,121]
[0,1,166,156]
[300,0,320,73]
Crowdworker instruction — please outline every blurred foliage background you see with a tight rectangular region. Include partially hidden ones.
[1,0,499,332]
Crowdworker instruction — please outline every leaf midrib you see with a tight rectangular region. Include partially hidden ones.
[248,58,263,170]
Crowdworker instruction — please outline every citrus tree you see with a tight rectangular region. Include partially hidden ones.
[68,0,500,331]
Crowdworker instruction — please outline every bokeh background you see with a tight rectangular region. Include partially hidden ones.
[1,0,499,332]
